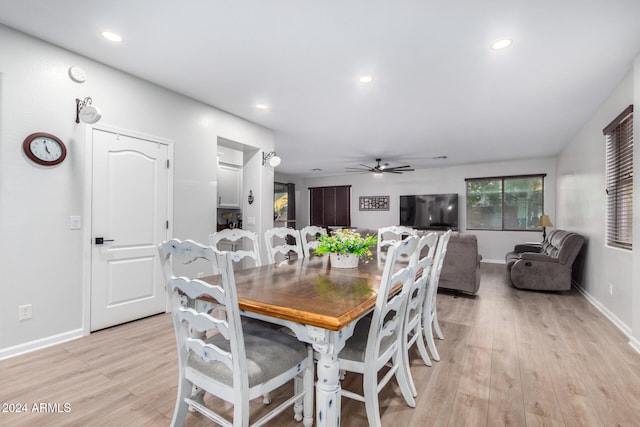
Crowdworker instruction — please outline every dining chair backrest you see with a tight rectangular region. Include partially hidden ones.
[209,228,262,269]
[406,233,438,334]
[425,230,451,314]
[377,225,418,253]
[264,227,303,264]
[160,246,314,426]
[367,235,418,367]
[168,251,248,407]
[299,225,328,257]
[422,229,452,362]
[401,232,438,394]
[335,235,419,426]
[158,238,219,281]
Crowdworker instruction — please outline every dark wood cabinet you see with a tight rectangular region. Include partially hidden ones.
[309,185,351,227]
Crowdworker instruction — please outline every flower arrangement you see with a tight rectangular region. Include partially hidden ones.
[314,229,377,261]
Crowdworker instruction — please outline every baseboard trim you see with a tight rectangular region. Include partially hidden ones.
[481,258,505,264]
[0,328,84,361]
[573,282,638,353]
[629,336,640,354]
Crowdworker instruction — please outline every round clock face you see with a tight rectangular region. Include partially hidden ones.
[23,132,67,166]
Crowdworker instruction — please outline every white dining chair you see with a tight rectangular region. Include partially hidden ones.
[299,225,327,257]
[158,241,314,427]
[377,225,418,253]
[337,235,419,427]
[264,227,303,264]
[209,228,262,269]
[422,230,452,362]
[401,232,438,397]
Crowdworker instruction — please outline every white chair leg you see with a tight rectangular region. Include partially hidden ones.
[263,393,271,405]
[363,371,383,427]
[393,353,416,408]
[415,324,432,367]
[425,320,441,362]
[433,308,444,340]
[293,376,303,421]
[401,331,418,398]
[171,377,191,427]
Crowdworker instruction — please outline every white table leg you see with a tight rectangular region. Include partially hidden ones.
[315,350,341,426]
[308,326,343,427]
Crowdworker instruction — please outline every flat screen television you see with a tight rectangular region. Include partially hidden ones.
[400,193,459,230]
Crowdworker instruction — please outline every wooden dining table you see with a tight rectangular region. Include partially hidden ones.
[201,252,397,427]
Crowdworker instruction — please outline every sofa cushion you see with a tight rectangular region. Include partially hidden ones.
[438,232,481,294]
[505,229,585,291]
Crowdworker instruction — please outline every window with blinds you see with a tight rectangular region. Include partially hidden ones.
[604,105,633,250]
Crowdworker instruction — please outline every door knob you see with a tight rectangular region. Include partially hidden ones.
[95,237,115,245]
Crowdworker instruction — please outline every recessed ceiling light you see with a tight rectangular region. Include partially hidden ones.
[102,31,123,43]
[491,38,513,50]
[256,104,268,110]
[432,155,448,160]
[359,75,374,83]
[311,168,322,172]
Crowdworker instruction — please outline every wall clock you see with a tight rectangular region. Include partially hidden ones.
[23,132,67,166]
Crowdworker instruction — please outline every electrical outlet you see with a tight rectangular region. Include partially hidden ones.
[19,304,32,321]
[609,283,613,296]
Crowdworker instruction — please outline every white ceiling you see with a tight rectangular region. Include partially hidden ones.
[1,0,640,177]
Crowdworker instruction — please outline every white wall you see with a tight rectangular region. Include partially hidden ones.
[0,25,275,355]
[301,158,557,263]
[633,56,640,351]
[556,62,637,335]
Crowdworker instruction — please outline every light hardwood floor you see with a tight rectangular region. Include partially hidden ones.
[2,263,640,426]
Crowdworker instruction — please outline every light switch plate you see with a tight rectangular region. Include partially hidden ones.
[70,216,82,230]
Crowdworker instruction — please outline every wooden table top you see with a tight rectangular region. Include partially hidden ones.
[203,254,398,331]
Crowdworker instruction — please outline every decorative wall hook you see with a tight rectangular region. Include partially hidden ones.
[248,190,254,205]
[75,97,102,124]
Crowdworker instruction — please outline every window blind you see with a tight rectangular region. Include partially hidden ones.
[604,105,633,250]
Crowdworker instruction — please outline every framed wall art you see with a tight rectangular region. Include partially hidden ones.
[359,195,390,211]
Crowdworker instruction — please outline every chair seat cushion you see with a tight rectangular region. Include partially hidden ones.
[338,316,395,363]
[187,321,307,387]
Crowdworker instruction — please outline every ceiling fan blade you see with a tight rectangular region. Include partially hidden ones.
[385,170,403,174]
[359,163,375,169]
[384,169,412,173]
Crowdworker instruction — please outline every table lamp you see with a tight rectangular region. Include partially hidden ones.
[536,214,553,241]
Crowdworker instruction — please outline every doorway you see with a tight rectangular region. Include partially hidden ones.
[89,127,172,331]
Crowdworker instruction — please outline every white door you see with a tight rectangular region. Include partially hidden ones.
[91,129,170,331]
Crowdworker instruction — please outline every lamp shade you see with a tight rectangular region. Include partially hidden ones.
[536,214,553,227]
[269,155,281,167]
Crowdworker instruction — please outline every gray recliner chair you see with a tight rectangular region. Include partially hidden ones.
[505,229,585,291]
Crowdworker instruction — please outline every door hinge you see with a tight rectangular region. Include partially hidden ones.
[166,220,169,230]
[166,159,170,168]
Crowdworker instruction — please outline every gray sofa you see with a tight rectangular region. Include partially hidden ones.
[505,229,585,291]
[439,232,482,295]
[355,228,482,295]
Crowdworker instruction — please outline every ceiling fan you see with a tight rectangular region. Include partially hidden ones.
[346,158,415,174]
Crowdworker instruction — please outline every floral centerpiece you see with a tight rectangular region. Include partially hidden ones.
[314,229,377,268]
